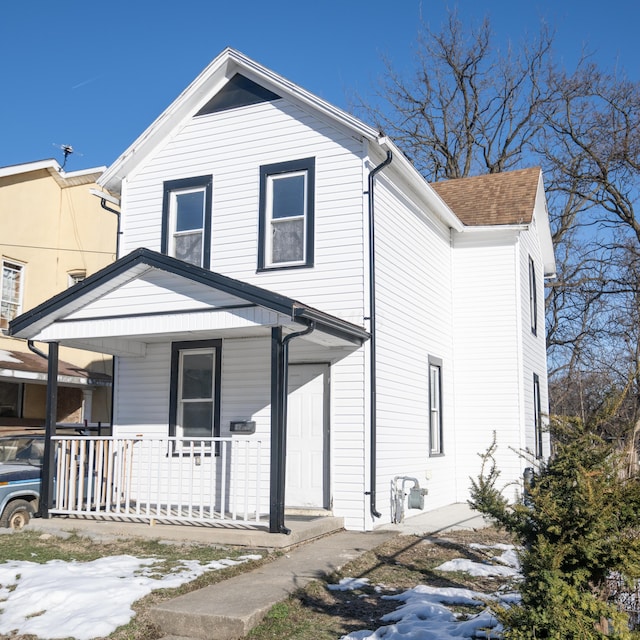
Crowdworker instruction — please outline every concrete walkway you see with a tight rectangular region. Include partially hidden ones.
[151,504,488,640]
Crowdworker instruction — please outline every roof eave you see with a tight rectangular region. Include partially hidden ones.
[376,137,464,232]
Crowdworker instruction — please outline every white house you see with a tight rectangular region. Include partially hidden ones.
[9,48,554,533]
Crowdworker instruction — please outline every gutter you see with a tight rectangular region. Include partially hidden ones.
[270,320,316,534]
[90,188,122,257]
[366,150,393,520]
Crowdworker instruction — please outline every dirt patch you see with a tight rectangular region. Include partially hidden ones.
[248,527,516,640]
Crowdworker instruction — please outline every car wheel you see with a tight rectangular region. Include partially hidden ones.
[0,499,34,530]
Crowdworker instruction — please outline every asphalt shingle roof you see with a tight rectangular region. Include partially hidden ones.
[430,167,541,226]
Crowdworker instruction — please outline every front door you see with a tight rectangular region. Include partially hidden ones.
[285,363,329,509]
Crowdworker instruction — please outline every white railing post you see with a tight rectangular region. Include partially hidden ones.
[48,435,266,526]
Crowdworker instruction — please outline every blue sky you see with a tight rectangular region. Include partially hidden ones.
[1,0,638,171]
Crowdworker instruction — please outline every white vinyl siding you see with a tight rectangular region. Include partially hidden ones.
[520,219,550,460]
[120,99,366,323]
[370,174,456,523]
[113,335,368,531]
[452,231,523,500]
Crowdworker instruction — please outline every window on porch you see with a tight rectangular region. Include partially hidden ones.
[169,339,221,443]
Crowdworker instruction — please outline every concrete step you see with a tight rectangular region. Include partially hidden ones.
[151,529,395,640]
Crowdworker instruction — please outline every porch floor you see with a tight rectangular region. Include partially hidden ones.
[26,512,345,550]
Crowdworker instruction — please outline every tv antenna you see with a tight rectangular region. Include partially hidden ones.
[52,143,81,171]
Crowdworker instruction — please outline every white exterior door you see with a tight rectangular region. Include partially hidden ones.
[285,363,328,509]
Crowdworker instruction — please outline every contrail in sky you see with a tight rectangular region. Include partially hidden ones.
[72,76,101,90]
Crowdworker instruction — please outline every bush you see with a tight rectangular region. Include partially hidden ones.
[469,418,640,638]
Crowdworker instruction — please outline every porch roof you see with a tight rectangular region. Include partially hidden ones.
[9,249,369,355]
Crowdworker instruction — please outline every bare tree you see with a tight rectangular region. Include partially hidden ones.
[361,11,555,180]
[359,12,640,437]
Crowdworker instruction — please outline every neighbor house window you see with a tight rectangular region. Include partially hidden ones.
[169,340,221,444]
[429,357,443,456]
[68,270,86,287]
[0,381,22,417]
[529,256,537,336]
[162,176,213,268]
[258,158,315,269]
[1,260,24,330]
[533,373,543,459]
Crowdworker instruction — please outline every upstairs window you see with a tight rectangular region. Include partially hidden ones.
[1,260,24,330]
[529,256,538,335]
[258,158,315,270]
[429,357,444,456]
[162,176,212,268]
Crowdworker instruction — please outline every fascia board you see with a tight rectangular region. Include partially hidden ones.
[230,49,379,140]
[9,261,153,338]
[99,48,379,194]
[0,159,60,178]
[376,137,464,232]
[534,173,557,278]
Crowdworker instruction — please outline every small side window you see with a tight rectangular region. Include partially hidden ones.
[533,373,543,459]
[258,158,315,270]
[529,257,537,336]
[162,176,213,268]
[428,357,443,456]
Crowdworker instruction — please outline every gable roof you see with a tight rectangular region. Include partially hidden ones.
[98,48,379,196]
[430,167,542,226]
[9,248,369,346]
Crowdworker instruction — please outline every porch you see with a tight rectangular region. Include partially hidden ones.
[9,250,370,534]
[38,434,344,548]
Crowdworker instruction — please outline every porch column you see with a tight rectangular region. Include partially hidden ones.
[40,341,58,519]
[269,327,287,534]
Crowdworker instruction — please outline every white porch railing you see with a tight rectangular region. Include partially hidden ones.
[50,436,268,526]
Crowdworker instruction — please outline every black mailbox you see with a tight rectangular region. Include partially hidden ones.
[230,420,256,434]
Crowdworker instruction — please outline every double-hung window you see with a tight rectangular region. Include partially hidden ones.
[169,340,221,444]
[162,176,213,268]
[529,256,537,336]
[429,357,443,456]
[1,259,24,330]
[258,158,315,270]
[533,373,543,459]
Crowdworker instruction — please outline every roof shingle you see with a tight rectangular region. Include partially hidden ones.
[430,167,541,226]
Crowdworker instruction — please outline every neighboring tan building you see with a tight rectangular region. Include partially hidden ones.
[0,159,117,428]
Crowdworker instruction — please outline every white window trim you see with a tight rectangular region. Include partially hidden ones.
[264,170,308,268]
[1,259,25,331]
[258,157,315,271]
[176,347,216,440]
[168,186,207,267]
[429,358,443,456]
[68,270,86,288]
[529,256,538,335]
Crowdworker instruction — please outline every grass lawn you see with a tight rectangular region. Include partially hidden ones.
[0,526,515,640]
